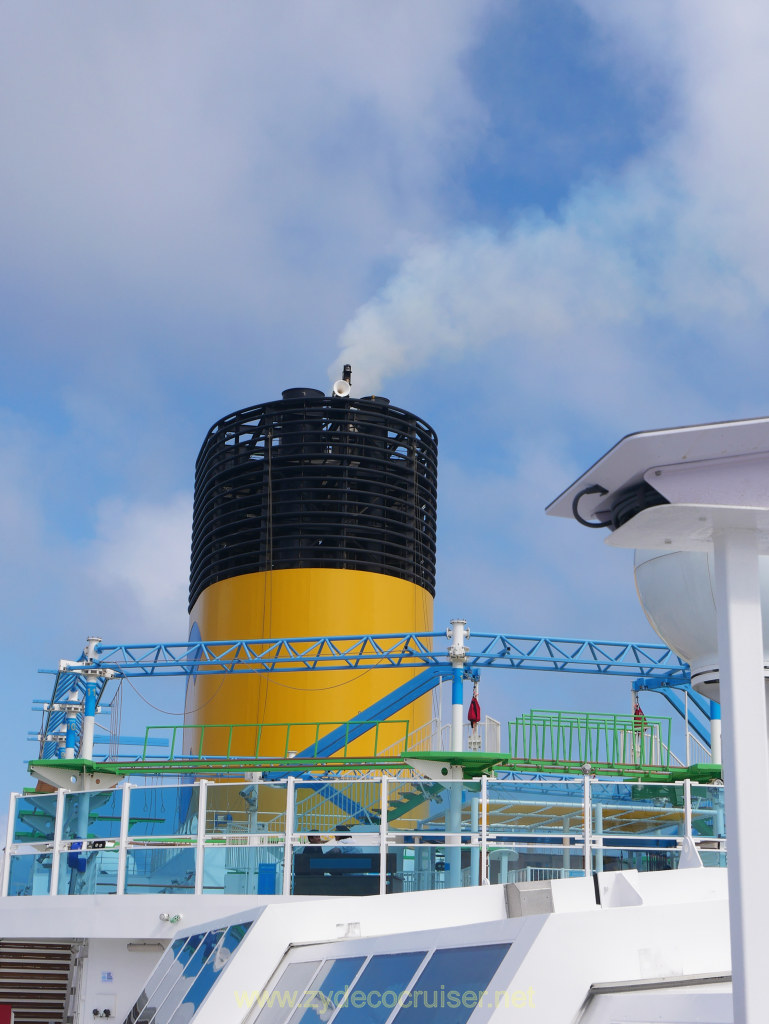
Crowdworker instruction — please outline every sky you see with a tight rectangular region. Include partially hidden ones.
[2,0,769,799]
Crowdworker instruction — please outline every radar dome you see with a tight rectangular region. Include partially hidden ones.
[634,549,769,701]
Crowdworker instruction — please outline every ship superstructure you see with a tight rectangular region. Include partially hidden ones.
[3,389,756,1023]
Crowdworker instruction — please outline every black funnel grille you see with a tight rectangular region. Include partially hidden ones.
[189,395,438,610]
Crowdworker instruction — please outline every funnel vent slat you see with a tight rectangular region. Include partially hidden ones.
[189,395,438,609]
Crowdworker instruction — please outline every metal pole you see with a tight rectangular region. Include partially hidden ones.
[583,773,592,877]
[379,776,388,896]
[447,780,462,888]
[50,787,66,896]
[194,780,208,896]
[684,779,692,840]
[711,700,722,764]
[562,816,571,876]
[470,797,479,885]
[447,620,468,752]
[593,803,603,873]
[283,777,295,897]
[80,674,99,762]
[685,690,691,766]
[451,667,463,751]
[1,794,17,897]
[480,775,488,885]
[64,690,80,760]
[712,526,769,1024]
[116,782,131,896]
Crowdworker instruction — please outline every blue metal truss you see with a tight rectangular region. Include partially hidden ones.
[69,632,689,681]
[37,668,88,760]
[35,631,690,760]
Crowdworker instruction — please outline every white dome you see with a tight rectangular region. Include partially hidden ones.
[634,548,769,701]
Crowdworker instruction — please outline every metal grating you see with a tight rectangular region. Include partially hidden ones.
[189,394,438,609]
[0,941,80,1024]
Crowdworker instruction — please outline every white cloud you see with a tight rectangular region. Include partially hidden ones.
[334,0,769,424]
[0,1,493,355]
[83,493,192,641]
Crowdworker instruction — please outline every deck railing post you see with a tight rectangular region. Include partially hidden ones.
[379,776,388,896]
[49,786,66,896]
[283,777,295,896]
[583,772,592,877]
[116,782,131,895]
[1,793,17,897]
[684,778,692,841]
[194,780,208,896]
[481,774,488,885]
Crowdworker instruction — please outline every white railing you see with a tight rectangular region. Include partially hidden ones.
[2,776,726,899]
[687,732,713,764]
[440,717,501,753]
[381,718,440,757]
[509,866,584,883]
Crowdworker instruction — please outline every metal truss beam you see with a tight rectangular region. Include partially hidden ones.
[61,632,688,681]
[34,631,689,761]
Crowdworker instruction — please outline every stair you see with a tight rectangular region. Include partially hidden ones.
[0,940,81,1024]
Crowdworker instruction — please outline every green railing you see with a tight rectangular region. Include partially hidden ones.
[510,710,672,768]
[141,720,410,761]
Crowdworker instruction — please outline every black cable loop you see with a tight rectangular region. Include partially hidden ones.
[572,484,610,528]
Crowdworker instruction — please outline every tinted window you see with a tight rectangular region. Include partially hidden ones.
[252,961,322,1024]
[169,922,253,1023]
[333,953,426,1024]
[392,943,511,1023]
[287,957,366,1023]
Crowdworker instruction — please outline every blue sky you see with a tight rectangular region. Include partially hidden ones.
[2,1,768,795]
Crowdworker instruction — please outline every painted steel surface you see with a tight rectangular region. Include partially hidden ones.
[186,567,433,756]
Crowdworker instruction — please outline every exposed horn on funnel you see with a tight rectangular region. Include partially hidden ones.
[332,364,352,397]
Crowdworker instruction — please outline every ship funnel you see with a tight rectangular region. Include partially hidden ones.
[186,381,438,758]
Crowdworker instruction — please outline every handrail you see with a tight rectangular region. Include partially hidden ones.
[510,710,673,769]
[141,719,410,762]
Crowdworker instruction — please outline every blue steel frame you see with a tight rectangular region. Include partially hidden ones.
[36,631,691,760]
[76,632,688,680]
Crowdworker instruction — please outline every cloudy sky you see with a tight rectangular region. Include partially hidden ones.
[1,0,768,791]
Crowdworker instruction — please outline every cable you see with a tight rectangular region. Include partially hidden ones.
[126,677,226,716]
[249,665,375,691]
[571,484,609,528]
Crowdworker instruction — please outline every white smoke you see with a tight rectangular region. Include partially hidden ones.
[333,0,769,409]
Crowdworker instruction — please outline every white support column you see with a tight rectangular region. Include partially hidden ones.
[116,783,132,896]
[480,775,488,885]
[447,780,462,887]
[712,526,769,1024]
[1,794,16,897]
[49,787,67,896]
[711,702,723,765]
[194,780,208,897]
[283,777,295,897]
[447,620,469,752]
[470,797,480,885]
[685,691,691,766]
[683,779,693,840]
[583,773,592,877]
[562,816,571,876]
[592,803,603,873]
[379,776,388,896]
